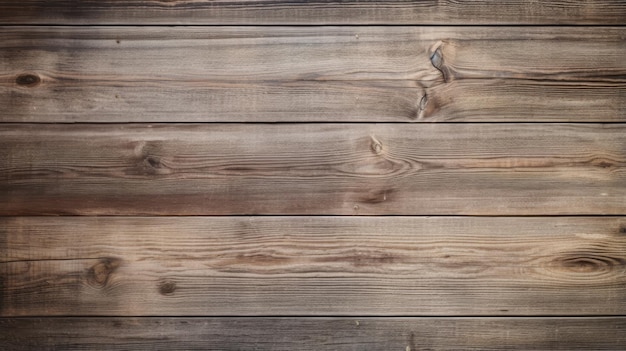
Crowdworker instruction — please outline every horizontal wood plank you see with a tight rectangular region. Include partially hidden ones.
[1,123,625,216]
[1,1,625,25]
[1,317,625,350]
[1,27,625,122]
[2,217,625,316]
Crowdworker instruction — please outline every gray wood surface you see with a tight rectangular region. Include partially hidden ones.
[2,123,625,215]
[2,27,625,122]
[2,1,625,348]
[1,1,625,25]
[1,317,625,350]
[2,216,625,316]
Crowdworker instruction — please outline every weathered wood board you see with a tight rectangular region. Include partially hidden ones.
[2,27,625,122]
[1,123,624,215]
[1,1,625,25]
[1,317,625,350]
[2,216,625,316]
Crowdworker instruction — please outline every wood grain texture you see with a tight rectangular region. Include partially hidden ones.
[1,1,625,25]
[1,317,625,350]
[1,123,625,216]
[2,217,626,316]
[1,27,625,122]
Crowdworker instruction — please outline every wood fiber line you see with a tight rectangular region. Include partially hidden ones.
[0,0,625,25]
[1,27,625,122]
[1,217,625,316]
[1,123,625,216]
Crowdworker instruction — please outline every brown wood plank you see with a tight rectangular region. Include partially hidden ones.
[1,27,624,122]
[2,317,625,350]
[2,216,625,316]
[1,1,625,25]
[1,123,625,216]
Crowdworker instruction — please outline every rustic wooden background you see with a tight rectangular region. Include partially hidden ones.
[1,1,625,350]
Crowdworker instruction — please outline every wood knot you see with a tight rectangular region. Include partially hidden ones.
[619,225,626,235]
[158,279,177,295]
[15,73,41,87]
[593,160,616,170]
[556,255,624,274]
[561,257,604,273]
[361,188,394,204]
[430,48,443,69]
[132,154,171,176]
[87,257,121,288]
[370,136,383,154]
[416,94,429,119]
[146,156,161,169]
[429,41,448,82]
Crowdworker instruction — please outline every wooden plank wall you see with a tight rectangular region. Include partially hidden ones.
[1,2,625,350]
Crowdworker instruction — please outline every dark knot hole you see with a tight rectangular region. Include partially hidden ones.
[16,73,41,87]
